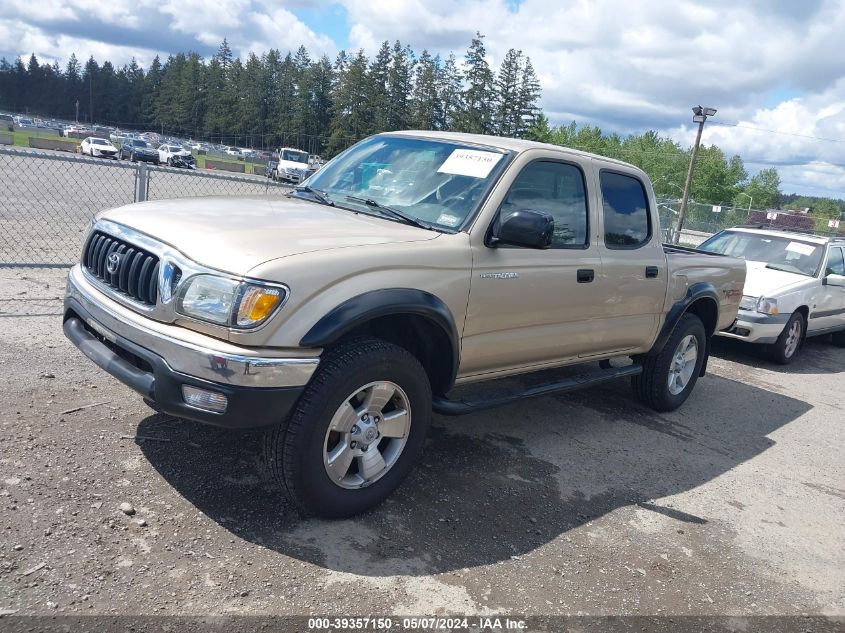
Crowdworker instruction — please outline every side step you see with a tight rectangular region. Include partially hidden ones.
[432,364,643,416]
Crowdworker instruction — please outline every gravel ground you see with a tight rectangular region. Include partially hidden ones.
[0,149,288,266]
[0,268,843,619]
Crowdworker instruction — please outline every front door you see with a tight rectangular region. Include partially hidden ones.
[811,246,845,332]
[460,158,606,377]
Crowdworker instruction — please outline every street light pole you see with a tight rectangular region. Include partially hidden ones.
[737,192,753,211]
[674,105,716,244]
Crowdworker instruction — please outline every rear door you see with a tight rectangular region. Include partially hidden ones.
[591,162,667,352]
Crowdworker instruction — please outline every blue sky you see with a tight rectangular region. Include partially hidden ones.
[1,0,843,198]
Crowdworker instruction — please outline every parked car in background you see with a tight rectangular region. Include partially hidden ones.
[224,146,242,157]
[80,137,119,159]
[14,116,34,128]
[700,226,845,363]
[0,113,13,132]
[120,138,159,163]
[158,143,194,167]
[270,147,310,183]
[63,130,745,518]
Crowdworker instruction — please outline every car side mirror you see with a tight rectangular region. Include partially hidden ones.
[492,210,554,249]
[823,273,845,287]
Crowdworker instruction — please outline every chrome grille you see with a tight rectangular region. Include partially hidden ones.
[82,230,161,306]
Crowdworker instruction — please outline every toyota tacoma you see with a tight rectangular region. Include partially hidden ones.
[63,131,746,517]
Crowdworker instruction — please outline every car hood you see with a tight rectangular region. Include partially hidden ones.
[742,260,813,297]
[99,195,439,275]
[278,159,309,170]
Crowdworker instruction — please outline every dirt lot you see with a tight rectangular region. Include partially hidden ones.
[0,268,843,619]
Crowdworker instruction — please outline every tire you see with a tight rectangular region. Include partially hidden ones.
[264,336,432,518]
[768,311,804,365]
[632,313,707,412]
[167,157,172,166]
[832,329,845,348]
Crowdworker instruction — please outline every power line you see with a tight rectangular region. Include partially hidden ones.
[710,121,845,144]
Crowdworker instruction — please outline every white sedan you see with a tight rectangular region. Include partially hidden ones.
[700,227,845,363]
[80,137,119,159]
[158,144,193,166]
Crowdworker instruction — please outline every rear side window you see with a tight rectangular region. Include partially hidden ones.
[501,161,588,248]
[600,171,651,248]
[826,248,845,276]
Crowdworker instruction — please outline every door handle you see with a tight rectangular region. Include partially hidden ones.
[577,269,594,283]
[645,266,659,278]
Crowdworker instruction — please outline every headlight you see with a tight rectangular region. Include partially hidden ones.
[739,295,757,311]
[756,297,779,315]
[176,275,286,327]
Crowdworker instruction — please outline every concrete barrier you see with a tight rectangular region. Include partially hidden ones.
[205,160,245,173]
[28,137,79,152]
[253,165,266,177]
[0,132,13,145]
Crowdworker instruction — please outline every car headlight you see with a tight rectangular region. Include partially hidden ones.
[176,275,286,327]
[756,297,779,315]
[739,295,757,311]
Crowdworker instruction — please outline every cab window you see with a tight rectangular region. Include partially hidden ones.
[500,161,588,248]
[600,171,651,248]
[825,247,845,276]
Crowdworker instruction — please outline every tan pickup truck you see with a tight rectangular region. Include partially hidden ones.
[63,131,746,517]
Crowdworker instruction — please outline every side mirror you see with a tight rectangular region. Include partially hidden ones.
[823,273,845,287]
[493,210,554,249]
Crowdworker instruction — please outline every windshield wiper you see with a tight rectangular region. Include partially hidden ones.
[289,185,334,206]
[344,195,435,231]
[765,263,807,275]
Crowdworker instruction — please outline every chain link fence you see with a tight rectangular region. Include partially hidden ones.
[0,147,290,267]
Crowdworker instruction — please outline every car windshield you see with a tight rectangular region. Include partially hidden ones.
[281,150,308,164]
[699,230,824,276]
[92,139,107,145]
[304,135,510,231]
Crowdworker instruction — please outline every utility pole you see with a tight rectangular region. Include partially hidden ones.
[75,100,79,123]
[674,105,717,244]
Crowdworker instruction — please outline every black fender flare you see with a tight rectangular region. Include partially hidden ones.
[649,282,720,376]
[300,288,460,388]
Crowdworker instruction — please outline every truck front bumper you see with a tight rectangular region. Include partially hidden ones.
[716,309,789,345]
[63,266,319,429]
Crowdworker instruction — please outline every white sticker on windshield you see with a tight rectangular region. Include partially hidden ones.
[785,241,815,256]
[436,213,461,227]
[437,149,503,178]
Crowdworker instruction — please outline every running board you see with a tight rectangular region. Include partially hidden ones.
[432,364,643,416]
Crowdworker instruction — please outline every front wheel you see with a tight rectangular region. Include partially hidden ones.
[632,313,706,412]
[768,311,804,364]
[265,337,432,518]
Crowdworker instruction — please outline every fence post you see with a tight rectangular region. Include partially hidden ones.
[136,163,148,202]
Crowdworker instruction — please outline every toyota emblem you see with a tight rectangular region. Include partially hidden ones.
[106,252,121,275]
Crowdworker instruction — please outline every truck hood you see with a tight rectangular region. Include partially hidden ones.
[100,195,439,274]
[742,260,813,297]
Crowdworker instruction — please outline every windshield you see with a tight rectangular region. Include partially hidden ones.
[699,230,824,276]
[92,139,107,145]
[131,140,148,148]
[304,135,510,231]
[281,149,308,164]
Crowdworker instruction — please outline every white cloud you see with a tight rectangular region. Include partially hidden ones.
[339,0,845,198]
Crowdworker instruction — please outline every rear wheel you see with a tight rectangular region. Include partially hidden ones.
[265,337,432,518]
[632,313,706,412]
[768,311,804,364]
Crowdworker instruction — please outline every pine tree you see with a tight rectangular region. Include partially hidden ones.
[386,41,414,131]
[437,53,463,131]
[410,50,441,130]
[368,42,392,133]
[459,32,495,134]
[493,48,523,136]
[516,57,541,137]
